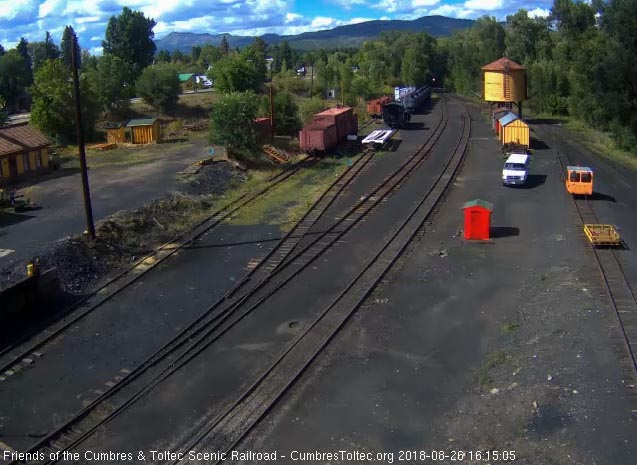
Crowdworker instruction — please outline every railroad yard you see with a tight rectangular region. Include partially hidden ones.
[0,93,636,465]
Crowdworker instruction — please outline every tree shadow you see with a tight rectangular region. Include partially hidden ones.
[526,117,564,125]
[490,226,520,238]
[405,121,425,130]
[0,211,37,227]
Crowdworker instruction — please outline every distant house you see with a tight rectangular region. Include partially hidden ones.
[0,124,51,182]
[178,73,195,84]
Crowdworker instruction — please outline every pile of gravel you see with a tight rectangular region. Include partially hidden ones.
[183,161,247,196]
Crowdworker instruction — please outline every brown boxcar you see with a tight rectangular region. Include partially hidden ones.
[366,96,391,117]
[299,119,338,152]
[254,117,272,143]
[314,107,357,142]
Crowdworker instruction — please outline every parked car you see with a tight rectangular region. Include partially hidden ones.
[502,153,530,186]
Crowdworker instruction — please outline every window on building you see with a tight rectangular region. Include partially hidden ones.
[35,153,41,168]
[23,153,30,171]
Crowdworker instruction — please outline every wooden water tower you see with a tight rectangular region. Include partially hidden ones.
[482,57,527,118]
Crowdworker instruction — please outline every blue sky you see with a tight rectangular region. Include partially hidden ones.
[0,0,553,54]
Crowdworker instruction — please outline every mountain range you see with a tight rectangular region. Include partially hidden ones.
[155,15,474,52]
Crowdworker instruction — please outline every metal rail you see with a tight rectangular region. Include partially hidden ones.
[14,98,450,465]
[174,105,472,463]
[0,158,315,376]
[542,125,637,377]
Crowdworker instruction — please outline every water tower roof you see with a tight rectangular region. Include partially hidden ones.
[481,57,527,71]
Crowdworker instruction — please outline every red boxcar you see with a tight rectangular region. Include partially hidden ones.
[314,107,357,142]
[299,119,338,152]
[366,96,391,117]
[254,117,272,143]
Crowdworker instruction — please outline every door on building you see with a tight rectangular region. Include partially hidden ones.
[8,157,18,178]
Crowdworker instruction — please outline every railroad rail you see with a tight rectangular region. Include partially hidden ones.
[171,103,471,463]
[541,125,637,378]
[0,157,317,375]
[11,99,451,465]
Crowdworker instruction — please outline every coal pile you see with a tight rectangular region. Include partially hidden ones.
[183,161,247,196]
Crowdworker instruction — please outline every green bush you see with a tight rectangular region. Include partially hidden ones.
[136,67,181,113]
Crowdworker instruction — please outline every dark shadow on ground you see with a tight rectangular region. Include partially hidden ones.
[405,121,425,130]
[517,174,547,189]
[490,226,520,238]
[530,138,550,150]
[0,211,36,227]
[588,191,616,202]
[525,118,565,125]
[0,289,82,352]
[3,167,82,190]
[383,139,402,152]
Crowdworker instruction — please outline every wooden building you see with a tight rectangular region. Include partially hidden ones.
[127,118,161,144]
[498,113,530,147]
[0,124,51,182]
[106,123,126,144]
[482,57,528,117]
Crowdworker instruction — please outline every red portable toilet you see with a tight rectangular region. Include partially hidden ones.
[462,199,493,240]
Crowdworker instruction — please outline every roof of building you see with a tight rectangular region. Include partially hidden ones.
[127,118,158,127]
[462,199,493,211]
[0,124,51,157]
[481,57,527,71]
[316,107,353,117]
[178,73,195,82]
[498,112,519,126]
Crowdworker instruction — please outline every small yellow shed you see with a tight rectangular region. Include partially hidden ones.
[500,116,530,147]
[127,118,161,144]
[106,123,126,144]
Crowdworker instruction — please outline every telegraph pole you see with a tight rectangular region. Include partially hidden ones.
[71,33,95,240]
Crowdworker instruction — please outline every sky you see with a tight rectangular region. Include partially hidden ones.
[0,0,553,55]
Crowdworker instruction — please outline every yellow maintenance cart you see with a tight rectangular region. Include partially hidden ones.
[584,224,621,246]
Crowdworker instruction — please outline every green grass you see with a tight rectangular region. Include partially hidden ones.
[58,133,206,170]
[475,350,509,388]
[502,322,520,333]
[521,107,637,171]
[228,156,356,230]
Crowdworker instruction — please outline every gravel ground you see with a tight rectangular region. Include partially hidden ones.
[0,161,246,294]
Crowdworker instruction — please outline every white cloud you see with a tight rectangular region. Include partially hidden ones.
[285,12,302,23]
[429,4,473,18]
[310,16,337,28]
[463,0,502,10]
[528,7,550,18]
[412,0,439,6]
[0,0,33,20]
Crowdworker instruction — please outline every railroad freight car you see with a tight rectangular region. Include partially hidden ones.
[402,86,431,113]
[299,119,338,152]
[366,96,391,118]
[382,102,411,129]
[314,107,358,142]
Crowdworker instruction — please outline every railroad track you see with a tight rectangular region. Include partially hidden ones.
[171,103,471,464]
[541,125,637,378]
[11,99,451,465]
[8,97,447,463]
[0,157,316,376]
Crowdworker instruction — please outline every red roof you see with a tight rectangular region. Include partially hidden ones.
[316,107,353,117]
[481,57,527,71]
[0,124,51,157]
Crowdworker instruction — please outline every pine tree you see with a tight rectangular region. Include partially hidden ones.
[60,26,80,69]
[220,35,230,55]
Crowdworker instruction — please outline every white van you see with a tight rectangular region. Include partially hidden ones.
[502,153,530,186]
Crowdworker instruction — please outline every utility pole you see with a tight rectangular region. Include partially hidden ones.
[71,33,95,240]
[269,67,275,141]
[310,62,314,98]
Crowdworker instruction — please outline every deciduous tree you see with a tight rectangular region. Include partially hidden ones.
[210,91,259,153]
[135,66,180,113]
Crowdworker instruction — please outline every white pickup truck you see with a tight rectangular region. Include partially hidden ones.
[502,153,530,186]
